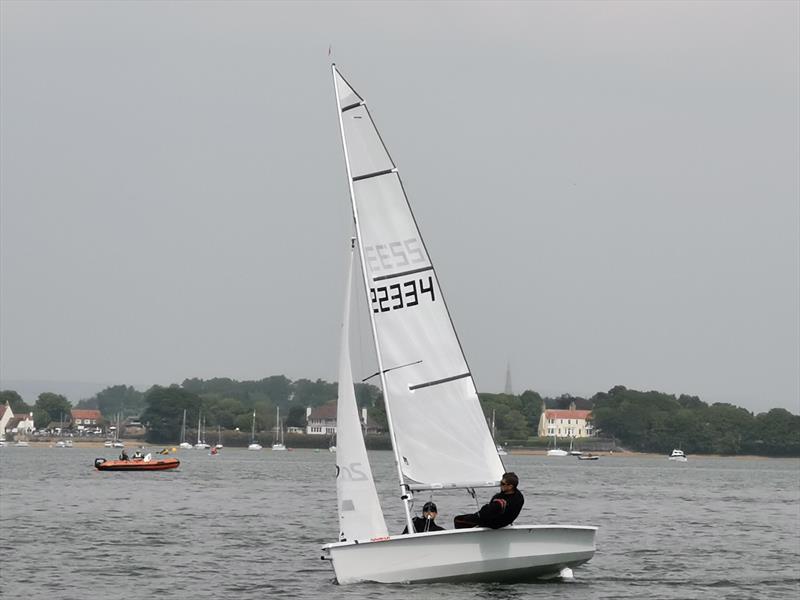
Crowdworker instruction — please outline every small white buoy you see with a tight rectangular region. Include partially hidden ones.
[559,567,574,581]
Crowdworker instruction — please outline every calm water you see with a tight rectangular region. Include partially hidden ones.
[1,447,798,600]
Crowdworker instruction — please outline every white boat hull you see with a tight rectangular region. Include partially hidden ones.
[547,449,568,457]
[323,525,597,584]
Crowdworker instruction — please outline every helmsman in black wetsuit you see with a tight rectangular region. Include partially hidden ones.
[453,471,524,529]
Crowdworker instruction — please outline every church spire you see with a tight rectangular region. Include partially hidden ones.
[504,361,513,395]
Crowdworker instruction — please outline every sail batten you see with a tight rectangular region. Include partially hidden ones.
[408,372,471,391]
[353,168,396,182]
[374,266,433,281]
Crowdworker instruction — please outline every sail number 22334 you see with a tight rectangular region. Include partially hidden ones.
[370,277,435,313]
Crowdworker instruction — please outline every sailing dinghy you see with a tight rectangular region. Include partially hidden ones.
[321,65,597,585]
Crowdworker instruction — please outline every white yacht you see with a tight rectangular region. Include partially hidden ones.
[669,449,688,462]
[546,433,568,456]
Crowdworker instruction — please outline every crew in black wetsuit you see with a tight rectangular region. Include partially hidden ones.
[453,472,524,529]
[402,501,445,534]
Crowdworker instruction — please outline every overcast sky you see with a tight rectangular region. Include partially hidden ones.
[1,1,797,414]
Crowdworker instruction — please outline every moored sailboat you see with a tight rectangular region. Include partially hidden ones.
[248,410,262,451]
[111,413,124,448]
[271,407,286,451]
[321,65,597,584]
[194,413,210,449]
[491,410,507,456]
[179,409,193,449]
[546,433,568,457]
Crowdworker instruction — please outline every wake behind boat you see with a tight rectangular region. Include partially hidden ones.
[321,65,596,585]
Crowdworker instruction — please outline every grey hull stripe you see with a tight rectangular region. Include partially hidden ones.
[408,481,500,491]
[373,265,433,282]
[409,372,471,391]
[353,168,394,182]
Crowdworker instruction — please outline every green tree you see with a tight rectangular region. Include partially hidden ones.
[355,383,386,431]
[292,378,337,408]
[74,397,99,410]
[205,397,245,429]
[181,375,292,409]
[286,405,307,428]
[519,390,544,435]
[33,393,72,428]
[751,409,800,456]
[0,390,30,414]
[93,385,145,418]
[140,386,203,443]
[478,392,536,441]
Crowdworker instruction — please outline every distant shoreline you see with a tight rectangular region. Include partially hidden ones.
[5,440,795,460]
[507,449,784,460]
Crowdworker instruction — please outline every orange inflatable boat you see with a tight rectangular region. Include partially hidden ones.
[94,456,180,471]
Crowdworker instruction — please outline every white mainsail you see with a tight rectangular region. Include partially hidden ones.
[333,68,503,490]
[335,241,388,542]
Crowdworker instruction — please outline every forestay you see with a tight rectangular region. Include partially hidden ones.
[335,243,388,541]
[333,68,503,490]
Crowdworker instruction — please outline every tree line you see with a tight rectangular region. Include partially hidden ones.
[1,379,797,456]
[590,386,799,456]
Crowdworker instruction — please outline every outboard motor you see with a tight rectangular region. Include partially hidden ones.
[94,458,106,468]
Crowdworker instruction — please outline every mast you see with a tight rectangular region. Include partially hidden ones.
[331,64,415,534]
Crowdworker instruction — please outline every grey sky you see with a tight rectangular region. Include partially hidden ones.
[1,1,797,414]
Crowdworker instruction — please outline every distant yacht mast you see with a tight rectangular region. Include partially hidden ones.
[504,361,513,395]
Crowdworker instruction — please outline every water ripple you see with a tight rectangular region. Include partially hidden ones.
[1,448,798,600]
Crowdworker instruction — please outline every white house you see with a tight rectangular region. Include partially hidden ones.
[307,403,336,435]
[6,412,35,437]
[71,409,102,431]
[537,402,595,438]
[306,403,370,435]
